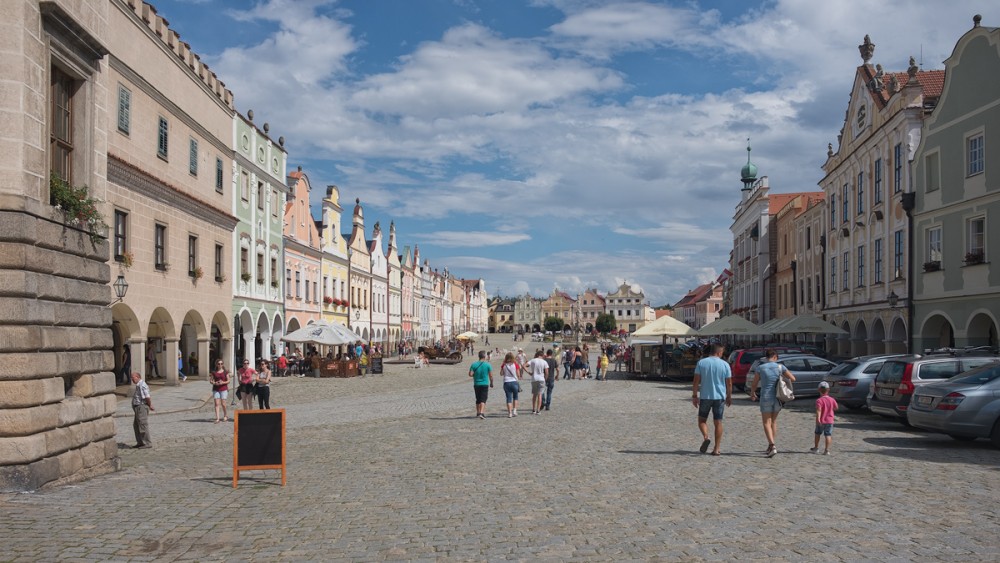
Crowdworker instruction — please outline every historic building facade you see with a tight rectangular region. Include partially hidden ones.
[793,194,827,317]
[605,282,647,333]
[232,112,287,362]
[514,293,543,334]
[821,35,943,356]
[346,200,372,341]
[319,185,349,328]
[282,168,322,338]
[911,16,1000,352]
[578,289,606,332]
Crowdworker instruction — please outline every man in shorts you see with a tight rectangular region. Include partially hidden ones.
[691,343,732,456]
[526,350,548,414]
[543,349,558,410]
[468,350,493,419]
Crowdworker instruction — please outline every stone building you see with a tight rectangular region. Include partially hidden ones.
[578,288,606,332]
[490,298,516,333]
[821,35,943,356]
[2,0,115,491]
[605,282,647,333]
[514,293,543,334]
[774,194,823,319]
[541,290,577,331]
[368,221,389,345]
[105,0,238,387]
[319,185,349,328]
[387,222,402,349]
[232,112,287,363]
[793,194,827,316]
[346,199,372,341]
[911,16,1000,352]
[282,168,322,339]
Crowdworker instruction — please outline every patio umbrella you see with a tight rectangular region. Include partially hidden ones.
[757,316,795,334]
[631,315,696,338]
[694,315,763,336]
[771,315,849,335]
[456,331,478,340]
[282,320,363,346]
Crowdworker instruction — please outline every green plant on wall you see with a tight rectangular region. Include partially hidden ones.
[50,173,107,244]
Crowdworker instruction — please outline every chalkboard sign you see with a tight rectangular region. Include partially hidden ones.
[370,356,383,375]
[233,409,286,488]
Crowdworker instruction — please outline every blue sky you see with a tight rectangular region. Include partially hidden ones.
[156,0,994,305]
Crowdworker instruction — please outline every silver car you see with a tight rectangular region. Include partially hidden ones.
[906,363,1000,446]
[826,354,908,409]
[746,354,839,399]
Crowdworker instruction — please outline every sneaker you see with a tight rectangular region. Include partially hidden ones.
[508,412,513,418]
[544,406,550,411]
[767,447,777,458]
[809,447,819,453]
[823,450,831,455]
[478,413,485,419]
[534,411,540,415]
[512,409,517,416]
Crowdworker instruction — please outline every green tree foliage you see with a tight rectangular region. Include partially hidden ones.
[595,313,617,334]
[543,316,564,334]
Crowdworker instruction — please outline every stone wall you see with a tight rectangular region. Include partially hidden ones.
[0,208,117,491]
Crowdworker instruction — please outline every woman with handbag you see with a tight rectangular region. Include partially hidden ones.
[255,360,272,409]
[500,352,522,418]
[749,349,796,458]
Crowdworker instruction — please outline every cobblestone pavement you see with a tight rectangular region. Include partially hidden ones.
[3,339,1000,561]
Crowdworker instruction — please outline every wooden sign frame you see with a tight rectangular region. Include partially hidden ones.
[233,408,286,488]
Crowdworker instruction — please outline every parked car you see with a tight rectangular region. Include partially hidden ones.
[745,353,839,399]
[728,346,801,391]
[868,354,1000,422]
[826,354,908,409]
[906,363,1000,446]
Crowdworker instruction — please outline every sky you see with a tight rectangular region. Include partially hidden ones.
[153,0,995,306]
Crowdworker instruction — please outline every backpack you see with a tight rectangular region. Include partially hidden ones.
[776,376,795,402]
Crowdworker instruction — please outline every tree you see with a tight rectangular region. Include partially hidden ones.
[543,316,564,334]
[595,313,617,334]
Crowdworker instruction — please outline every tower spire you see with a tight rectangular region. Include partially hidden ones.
[740,138,758,192]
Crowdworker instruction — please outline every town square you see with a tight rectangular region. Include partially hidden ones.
[2,0,1000,560]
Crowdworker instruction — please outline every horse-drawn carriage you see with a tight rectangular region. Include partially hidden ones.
[418,346,463,363]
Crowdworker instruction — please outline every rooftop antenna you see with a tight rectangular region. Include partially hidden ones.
[919,44,923,69]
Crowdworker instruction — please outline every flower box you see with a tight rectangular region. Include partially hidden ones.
[964,252,985,265]
[922,261,941,272]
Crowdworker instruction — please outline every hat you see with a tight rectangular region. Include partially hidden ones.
[818,381,830,389]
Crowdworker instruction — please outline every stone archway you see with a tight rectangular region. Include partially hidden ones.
[180,310,206,379]
[919,314,955,352]
[966,312,998,349]
[851,319,868,357]
[869,317,886,355]
[146,307,176,382]
[112,303,142,385]
[888,317,907,354]
[271,313,283,358]
[210,311,232,374]
[838,321,851,357]
[255,310,270,361]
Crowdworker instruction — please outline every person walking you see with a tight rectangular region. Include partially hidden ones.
[749,348,797,457]
[120,344,132,385]
[691,344,732,456]
[237,359,256,410]
[598,350,609,381]
[210,360,230,423]
[811,382,839,455]
[468,350,493,419]
[255,360,273,410]
[543,349,558,410]
[499,352,521,418]
[563,349,572,380]
[177,351,186,382]
[526,350,549,414]
[146,345,160,378]
[571,346,585,379]
[130,372,154,448]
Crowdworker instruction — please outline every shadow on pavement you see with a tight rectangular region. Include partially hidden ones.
[858,435,1000,465]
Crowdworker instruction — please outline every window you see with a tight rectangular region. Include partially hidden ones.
[856,171,864,215]
[857,244,865,287]
[806,278,812,304]
[257,181,264,210]
[271,191,279,217]
[842,251,849,291]
[154,224,166,270]
[214,244,223,282]
[305,276,310,301]
[841,184,848,222]
[117,84,131,135]
[874,238,883,284]
[925,152,940,192]
[187,235,197,277]
[189,139,198,176]
[241,171,249,201]
[874,158,882,204]
[270,257,278,285]
[215,158,224,192]
[113,210,127,261]
[967,217,985,257]
[815,275,821,303]
[830,193,836,226]
[806,226,812,250]
[50,66,76,184]
[927,227,942,263]
[157,117,168,159]
[295,271,301,298]
[286,268,292,297]
[894,230,904,278]
[893,143,903,193]
[256,254,264,283]
[240,248,248,279]
[968,134,985,176]
[830,257,837,293]
[313,282,318,303]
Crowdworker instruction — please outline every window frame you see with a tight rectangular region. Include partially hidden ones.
[214,243,223,282]
[215,157,224,193]
[894,230,904,278]
[830,256,837,293]
[873,238,883,284]
[116,83,131,136]
[856,171,864,215]
[157,116,169,160]
[841,183,849,223]
[113,209,128,262]
[241,170,250,201]
[187,235,198,277]
[842,251,849,291]
[874,158,882,204]
[893,143,903,193]
[857,244,865,288]
[966,216,986,257]
[188,138,198,176]
[50,65,76,185]
[927,227,942,263]
[154,223,166,271]
[967,132,985,177]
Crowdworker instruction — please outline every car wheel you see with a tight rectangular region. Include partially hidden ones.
[948,435,977,442]
[991,419,1000,449]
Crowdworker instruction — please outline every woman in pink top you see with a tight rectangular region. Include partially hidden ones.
[237,359,256,410]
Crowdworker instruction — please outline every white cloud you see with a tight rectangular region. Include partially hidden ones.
[413,231,531,247]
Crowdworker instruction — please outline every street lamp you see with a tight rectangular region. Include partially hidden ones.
[887,290,899,308]
[109,274,129,306]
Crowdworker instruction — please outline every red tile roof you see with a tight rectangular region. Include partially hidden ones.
[768,192,816,215]
[862,65,945,109]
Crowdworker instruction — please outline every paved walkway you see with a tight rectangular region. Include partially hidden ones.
[4,340,1000,561]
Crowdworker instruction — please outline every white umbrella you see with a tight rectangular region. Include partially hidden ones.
[282,320,363,346]
[456,331,478,340]
[632,315,696,338]
[771,315,849,335]
[695,315,763,336]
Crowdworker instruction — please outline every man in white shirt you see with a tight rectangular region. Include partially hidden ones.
[525,350,549,415]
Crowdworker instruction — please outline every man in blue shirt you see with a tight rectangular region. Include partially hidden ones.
[692,343,732,456]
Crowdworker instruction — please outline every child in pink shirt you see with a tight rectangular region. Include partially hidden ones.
[811,382,839,455]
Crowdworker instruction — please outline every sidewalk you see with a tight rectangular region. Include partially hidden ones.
[113,377,212,418]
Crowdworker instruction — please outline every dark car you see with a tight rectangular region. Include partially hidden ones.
[826,354,908,409]
[868,354,1000,422]
[728,347,801,391]
[906,364,1000,446]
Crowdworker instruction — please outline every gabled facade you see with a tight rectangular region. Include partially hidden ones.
[368,222,389,344]
[793,194,827,316]
[401,246,416,342]
[911,16,1000,352]
[695,284,724,329]
[320,185,349,327]
[514,293,543,334]
[346,199,372,341]
[387,222,402,348]
[491,298,516,333]
[282,168,322,337]
[542,290,577,331]
[606,282,647,333]
[821,35,943,356]
[232,111,287,362]
[578,289,606,332]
